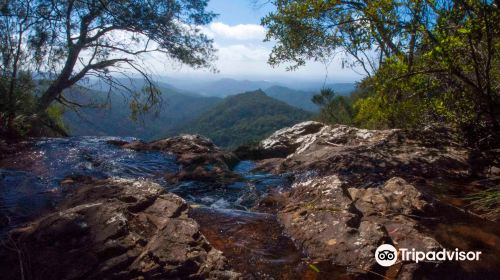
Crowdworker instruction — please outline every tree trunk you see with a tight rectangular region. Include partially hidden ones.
[36,46,81,114]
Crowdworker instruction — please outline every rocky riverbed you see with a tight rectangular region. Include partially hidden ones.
[0,122,499,279]
[238,121,500,279]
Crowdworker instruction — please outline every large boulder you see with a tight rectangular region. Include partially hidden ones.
[0,178,239,280]
[116,134,240,184]
[279,176,442,277]
[235,121,325,159]
[251,122,471,182]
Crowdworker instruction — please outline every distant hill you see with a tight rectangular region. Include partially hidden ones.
[173,90,313,148]
[263,84,357,112]
[185,78,277,97]
[79,78,200,97]
[63,85,221,140]
[61,79,352,144]
[264,86,319,112]
[323,83,356,94]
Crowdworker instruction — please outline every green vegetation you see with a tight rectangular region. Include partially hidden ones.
[0,72,37,136]
[265,86,320,112]
[311,88,355,125]
[264,84,355,112]
[175,90,313,148]
[62,86,312,145]
[466,186,500,217]
[0,73,67,137]
[263,0,499,149]
[62,84,221,140]
[1,0,216,137]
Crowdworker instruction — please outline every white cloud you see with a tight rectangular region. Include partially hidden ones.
[215,43,269,61]
[141,21,361,82]
[206,22,266,41]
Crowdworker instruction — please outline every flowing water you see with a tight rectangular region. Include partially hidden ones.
[2,137,498,279]
[0,136,346,279]
[0,137,286,228]
[0,137,177,232]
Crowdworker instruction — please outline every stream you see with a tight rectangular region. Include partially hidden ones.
[1,137,499,279]
[0,136,351,279]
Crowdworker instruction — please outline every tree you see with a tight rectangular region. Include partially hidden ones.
[0,0,216,136]
[312,88,354,125]
[262,0,499,148]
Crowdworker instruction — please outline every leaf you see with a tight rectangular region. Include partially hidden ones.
[308,264,320,273]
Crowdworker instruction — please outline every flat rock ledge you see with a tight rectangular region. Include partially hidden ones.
[0,178,240,280]
[240,121,475,181]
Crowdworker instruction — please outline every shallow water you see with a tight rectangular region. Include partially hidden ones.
[170,160,290,210]
[2,137,498,279]
[0,137,177,231]
[0,137,293,227]
[0,137,331,278]
[190,207,356,279]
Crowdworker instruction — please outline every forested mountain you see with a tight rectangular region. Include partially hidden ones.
[173,90,312,148]
[263,83,356,112]
[63,86,221,140]
[264,86,319,112]
[62,85,315,144]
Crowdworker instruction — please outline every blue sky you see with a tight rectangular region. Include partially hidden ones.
[208,0,273,25]
[147,0,362,83]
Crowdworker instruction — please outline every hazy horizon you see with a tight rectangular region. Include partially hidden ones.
[140,0,364,84]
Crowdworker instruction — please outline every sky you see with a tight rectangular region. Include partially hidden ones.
[147,0,363,83]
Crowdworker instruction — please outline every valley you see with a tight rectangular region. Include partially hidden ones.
[62,79,353,147]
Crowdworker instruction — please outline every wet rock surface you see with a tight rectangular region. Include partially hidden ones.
[117,134,240,184]
[248,122,500,279]
[0,178,239,280]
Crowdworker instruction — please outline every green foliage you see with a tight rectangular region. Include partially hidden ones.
[0,72,36,136]
[46,104,67,133]
[0,72,69,137]
[177,90,313,148]
[352,58,443,129]
[312,88,355,125]
[263,0,499,149]
[129,86,162,122]
[62,83,221,140]
[1,0,216,137]
[466,186,500,214]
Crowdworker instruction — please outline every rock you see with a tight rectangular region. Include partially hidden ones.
[124,134,240,184]
[278,176,442,277]
[0,178,239,280]
[122,140,151,151]
[105,139,130,147]
[236,121,325,159]
[248,122,500,278]
[0,139,32,160]
[60,174,95,187]
[252,122,471,182]
[348,177,432,216]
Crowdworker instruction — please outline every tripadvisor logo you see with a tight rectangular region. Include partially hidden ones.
[375,244,482,267]
[375,244,398,267]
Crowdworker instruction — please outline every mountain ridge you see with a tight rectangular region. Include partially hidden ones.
[171,89,313,148]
